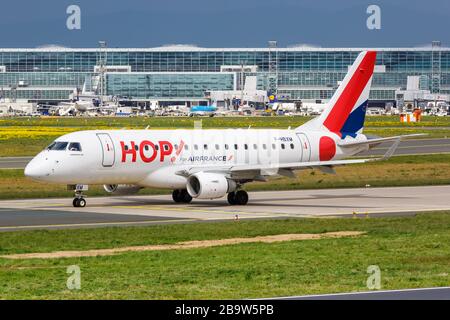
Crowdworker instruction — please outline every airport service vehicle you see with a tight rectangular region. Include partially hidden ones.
[25,51,419,207]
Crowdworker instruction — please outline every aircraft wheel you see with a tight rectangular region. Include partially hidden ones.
[73,198,86,208]
[172,189,182,203]
[227,192,237,205]
[78,198,86,208]
[235,190,248,205]
[180,189,192,203]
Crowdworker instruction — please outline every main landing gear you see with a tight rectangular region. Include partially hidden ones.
[172,189,193,203]
[227,190,248,205]
[171,189,248,205]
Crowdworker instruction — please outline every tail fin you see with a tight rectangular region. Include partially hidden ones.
[297,51,377,138]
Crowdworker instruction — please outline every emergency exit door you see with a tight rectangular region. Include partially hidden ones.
[97,133,115,167]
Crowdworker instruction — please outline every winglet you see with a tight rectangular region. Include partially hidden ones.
[383,137,401,160]
[371,137,401,162]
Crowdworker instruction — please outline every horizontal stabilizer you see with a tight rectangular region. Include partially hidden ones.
[338,133,427,148]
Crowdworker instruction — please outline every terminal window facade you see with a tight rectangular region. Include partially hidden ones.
[0,48,448,101]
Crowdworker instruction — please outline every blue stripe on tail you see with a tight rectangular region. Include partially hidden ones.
[340,100,368,138]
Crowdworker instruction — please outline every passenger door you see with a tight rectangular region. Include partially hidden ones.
[97,133,115,167]
[296,133,311,162]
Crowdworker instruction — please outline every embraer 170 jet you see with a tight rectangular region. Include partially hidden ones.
[25,51,419,207]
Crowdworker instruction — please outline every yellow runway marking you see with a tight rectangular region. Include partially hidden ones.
[0,218,197,231]
[0,203,67,208]
[113,205,268,216]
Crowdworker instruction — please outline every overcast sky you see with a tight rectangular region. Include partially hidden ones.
[0,0,449,48]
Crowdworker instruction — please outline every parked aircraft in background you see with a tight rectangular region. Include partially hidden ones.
[189,105,217,117]
[25,51,421,207]
[43,98,119,116]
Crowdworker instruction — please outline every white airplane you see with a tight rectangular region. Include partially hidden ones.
[42,100,92,116]
[25,51,420,207]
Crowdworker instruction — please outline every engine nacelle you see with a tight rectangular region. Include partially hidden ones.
[186,172,237,199]
[103,184,141,195]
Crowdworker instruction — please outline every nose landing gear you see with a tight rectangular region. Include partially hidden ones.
[68,184,89,208]
[73,197,86,208]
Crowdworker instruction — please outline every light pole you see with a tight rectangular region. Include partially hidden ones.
[268,40,278,98]
[98,41,107,103]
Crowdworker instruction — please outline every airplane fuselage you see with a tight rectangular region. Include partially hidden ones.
[24,129,368,188]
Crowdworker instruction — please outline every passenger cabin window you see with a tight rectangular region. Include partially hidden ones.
[244,144,248,150]
[204,144,208,150]
[290,143,295,149]
[134,145,139,151]
[281,144,285,150]
[68,142,82,152]
[215,144,219,150]
[47,141,68,151]
[234,144,238,150]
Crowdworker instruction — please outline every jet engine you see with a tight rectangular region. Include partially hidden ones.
[186,172,237,199]
[103,184,142,195]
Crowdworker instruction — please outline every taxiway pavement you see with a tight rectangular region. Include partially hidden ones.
[0,185,449,231]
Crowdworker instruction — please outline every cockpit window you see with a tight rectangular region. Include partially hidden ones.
[68,142,82,152]
[47,141,68,151]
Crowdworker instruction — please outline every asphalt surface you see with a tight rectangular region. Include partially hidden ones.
[271,287,450,300]
[358,138,450,156]
[0,185,449,231]
[0,156,33,169]
[0,207,183,230]
[0,139,449,169]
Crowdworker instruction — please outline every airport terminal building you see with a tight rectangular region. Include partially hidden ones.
[0,41,449,107]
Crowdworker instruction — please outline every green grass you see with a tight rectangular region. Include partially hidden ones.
[1,154,449,200]
[1,212,450,299]
[1,115,450,128]
[0,116,449,156]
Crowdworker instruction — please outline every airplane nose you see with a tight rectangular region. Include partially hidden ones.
[24,161,39,178]
[24,157,50,180]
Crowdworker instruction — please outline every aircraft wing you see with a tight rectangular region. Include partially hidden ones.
[176,158,374,179]
[176,139,402,180]
[337,133,426,148]
[58,102,76,106]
